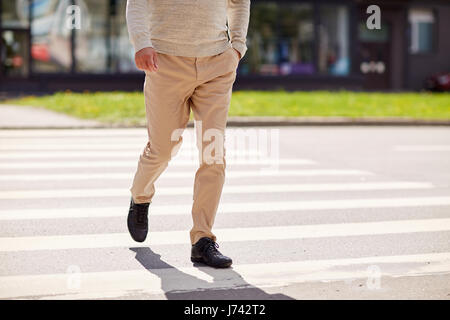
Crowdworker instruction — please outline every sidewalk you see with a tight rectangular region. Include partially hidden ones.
[0,104,102,129]
[1,104,449,129]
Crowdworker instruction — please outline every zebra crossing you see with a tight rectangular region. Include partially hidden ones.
[2,218,450,251]
[0,128,449,299]
[3,252,450,300]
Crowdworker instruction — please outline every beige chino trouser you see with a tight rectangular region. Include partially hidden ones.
[130,46,239,245]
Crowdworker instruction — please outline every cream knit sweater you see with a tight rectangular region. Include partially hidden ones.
[126,0,250,58]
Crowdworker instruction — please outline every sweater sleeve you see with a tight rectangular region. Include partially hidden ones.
[126,0,153,53]
[227,0,250,59]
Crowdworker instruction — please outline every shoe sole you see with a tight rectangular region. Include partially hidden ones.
[129,234,147,243]
[191,256,232,268]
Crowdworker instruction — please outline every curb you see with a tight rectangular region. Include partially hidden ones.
[1,117,449,129]
[225,117,450,127]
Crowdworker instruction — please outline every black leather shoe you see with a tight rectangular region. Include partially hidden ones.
[127,199,150,242]
[191,237,232,268]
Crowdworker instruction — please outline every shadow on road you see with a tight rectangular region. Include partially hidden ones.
[130,247,294,300]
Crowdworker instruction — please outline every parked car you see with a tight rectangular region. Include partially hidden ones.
[425,72,450,92]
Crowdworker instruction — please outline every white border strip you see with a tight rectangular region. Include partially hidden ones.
[0,158,316,168]
[0,182,431,199]
[1,252,449,299]
[0,150,263,159]
[1,196,449,220]
[1,218,450,251]
[0,129,146,137]
[0,169,367,181]
[394,145,450,151]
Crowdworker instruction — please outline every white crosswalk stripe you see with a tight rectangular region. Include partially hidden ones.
[1,196,449,220]
[0,158,315,168]
[1,128,450,299]
[0,182,431,199]
[0,169,369,181]
[0,129,145,137]
[0,144,145,150]
[2,218,450,251]
[1,252,449,299]
[394,145,450,151]
[0,150,263,159]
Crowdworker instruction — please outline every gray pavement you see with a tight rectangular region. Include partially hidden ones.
[0,104,101,128]
[0,126,449,299]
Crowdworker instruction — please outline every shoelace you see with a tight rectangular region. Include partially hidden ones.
[136,211,147,225]
[134,205,148,225]
[203,241,220,255]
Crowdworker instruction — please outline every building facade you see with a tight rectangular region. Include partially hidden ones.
[1,0,449,93]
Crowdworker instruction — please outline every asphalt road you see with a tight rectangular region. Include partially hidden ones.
[0,126,449,300]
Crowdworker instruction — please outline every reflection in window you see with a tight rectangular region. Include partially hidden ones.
[409,8,435,54]
[242,2,314,76]
[1,30,29,77]
[2,1,356,78]
[31,0,72,73]
[279,4,314,75]
[110,0,139,73]
[244,2,278,75]
[318,6,350,76]
[74,0,108,73]
[1,0,30,28]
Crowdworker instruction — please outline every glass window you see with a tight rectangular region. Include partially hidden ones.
[278,4,314,75]
[242,2,278,76]
[31,0,72,73]
[109,0,139,73]
[241,2,314,76]
[409,8,435,54]
[1,30,30,77]
[29,0,133,74]
[318,5,350,76]
[1,0,30,29]
[358,22,390,43]
[74,0,108,73]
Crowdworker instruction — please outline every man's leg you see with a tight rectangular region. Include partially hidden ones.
[189,47,239,245]
[130,53,197,204]
[128,53,197,242]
